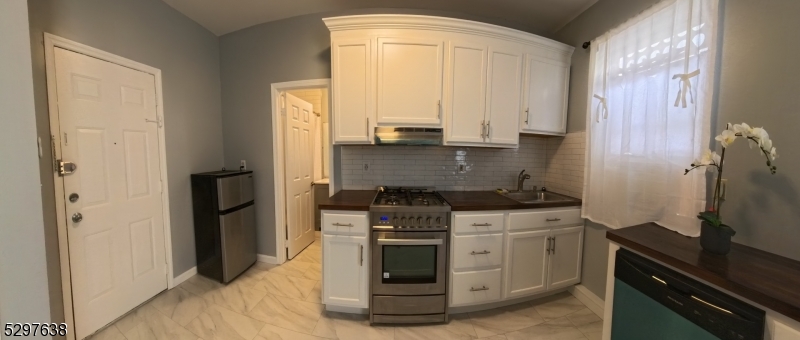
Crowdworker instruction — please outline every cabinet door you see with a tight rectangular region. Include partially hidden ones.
[547,225,583,290]
[504,229,549,299]
[332,38,373,143]
[377,37,444,125]
[522,55,569,135]
[323,234,368,307]
[485,46,522,146]
[444,41,487,144]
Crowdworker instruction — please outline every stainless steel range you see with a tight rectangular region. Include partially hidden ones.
[370,187,450,324]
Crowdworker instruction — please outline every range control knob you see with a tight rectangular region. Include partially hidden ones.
[436,217,442,225]
[417,217,423,224]
[401,217,407,225]
[393,217,398,225]
[426,217,432,225]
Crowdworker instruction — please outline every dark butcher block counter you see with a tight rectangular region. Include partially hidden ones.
[438,191,582,211]
[317,190,376,211]
[608,223,800,323]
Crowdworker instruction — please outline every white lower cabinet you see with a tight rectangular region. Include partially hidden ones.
[504,229,549,298]
[451,268,502,306]
[547,226,584,290]
[321,210,369,308]
[451,233,503,270]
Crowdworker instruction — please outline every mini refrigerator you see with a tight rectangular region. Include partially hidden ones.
[191,170,256,283]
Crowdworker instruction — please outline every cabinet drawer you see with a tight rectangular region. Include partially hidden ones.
[451,268,502,306]
[453,213,505,234]
[452,234,503,270]
[508,208,581,231]
[322,211,369,235]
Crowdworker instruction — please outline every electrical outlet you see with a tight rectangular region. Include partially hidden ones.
[240,160,247,170]
[458,164,467,173]
[362,162,371,174]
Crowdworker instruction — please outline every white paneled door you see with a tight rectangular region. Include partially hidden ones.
[54,47,167,339]
[284,93,316,259]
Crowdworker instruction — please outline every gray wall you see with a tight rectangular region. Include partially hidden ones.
[219,8,538,257]
[553,0,800,299]
[27,0,224,301]
[0,0,53,335]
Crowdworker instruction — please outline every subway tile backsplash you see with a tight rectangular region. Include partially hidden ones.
[545,131,586,198]
[341,136,548,191]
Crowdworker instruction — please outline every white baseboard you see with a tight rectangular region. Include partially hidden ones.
[325,304,368,314]
[172,266,197,287]
[257,254,279,264]
[569,284,605,319]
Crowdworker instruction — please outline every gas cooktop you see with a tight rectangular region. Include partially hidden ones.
[372,186,449,208]
[369,187,450,230]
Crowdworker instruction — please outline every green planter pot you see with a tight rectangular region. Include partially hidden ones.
[700,221,733,255]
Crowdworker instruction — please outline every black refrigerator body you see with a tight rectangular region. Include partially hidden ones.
[191,170,256,283]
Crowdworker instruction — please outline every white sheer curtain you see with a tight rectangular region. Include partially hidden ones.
[583,0,719,236]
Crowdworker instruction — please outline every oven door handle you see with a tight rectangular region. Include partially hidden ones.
[377,239,444,246]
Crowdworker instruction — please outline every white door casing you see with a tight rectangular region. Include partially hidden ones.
[444,40,487,144]
[284,93,316,259]
[485,46,522,146]
[377,37,444,125]
[54,47,167,339]
[522,55,569,134]
[547,225,584,290]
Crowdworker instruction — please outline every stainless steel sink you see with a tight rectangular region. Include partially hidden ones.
[502,191,573,203]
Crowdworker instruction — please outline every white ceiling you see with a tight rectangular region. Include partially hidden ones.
[162,0,598,36]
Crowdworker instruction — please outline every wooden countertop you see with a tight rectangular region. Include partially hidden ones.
[318,190,376,211]
[607,223,800,323]
[438,191,582,211]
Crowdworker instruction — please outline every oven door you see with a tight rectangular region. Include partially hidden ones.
[372,231,447,296]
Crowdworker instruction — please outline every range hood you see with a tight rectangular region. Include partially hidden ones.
[374,127,443,146]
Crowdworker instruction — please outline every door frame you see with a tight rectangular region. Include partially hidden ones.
[43,33,175,339]
[270,79,332,265]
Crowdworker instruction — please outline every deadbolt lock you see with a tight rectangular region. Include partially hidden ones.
[69,193,79,203]
[58,160,77,176]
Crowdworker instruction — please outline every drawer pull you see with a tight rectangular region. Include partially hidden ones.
[333,223,354,227]
[470,286,489,292]
[471,223,492,227]
[546,218,562,222]
[470,250,491,255]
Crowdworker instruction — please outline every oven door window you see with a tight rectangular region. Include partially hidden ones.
[382,245,437,284]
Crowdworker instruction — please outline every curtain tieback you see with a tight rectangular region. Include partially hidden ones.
[593,94,608,122]
[672,69,700,108]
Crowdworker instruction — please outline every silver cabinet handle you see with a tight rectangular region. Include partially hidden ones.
[552,236,556,254]
[471,223,492,227]
[437,100,441,119]
[546,218,562,222]
[366,117,370,138]
[470,250,490,255]
[333,223,353,227]
[480,121,485,138]
[546,237,551,254]
[525,108,530,124]
[72,212,83,223]
[378,239,443,246]
[360,244,364,266]
[486,121,491,138]
[470,286,489,292]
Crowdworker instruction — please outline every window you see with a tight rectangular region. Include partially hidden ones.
[583,0,719,236]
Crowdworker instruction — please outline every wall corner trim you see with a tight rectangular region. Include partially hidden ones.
[172,266,197,287]
[257,254,279,265]
[569,284,605,319]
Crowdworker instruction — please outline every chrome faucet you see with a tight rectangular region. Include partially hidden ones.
[517,170,531,192]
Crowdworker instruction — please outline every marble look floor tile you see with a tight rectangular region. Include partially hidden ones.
[185,304,265,340]
[312,311,395,340]
[504,317,586,340]
[304,263,322,280]
[87,325,126,340]
[531,293,586,321]
[294,247,322,264]
[479,336,507,340]
[565,309,600,329]
[500,301,545,321]
[254,324,329,340]
[255,272,317,300]
[113,303,161,334]
[248,294,324,334]
[179,275,224,296]
[306,281,322,303]
[150,287,210,326]
[121,305,199,340]
[394,314,475,340]
[268,259,312,278]
[468,305,544,337]
[202,281,267,314]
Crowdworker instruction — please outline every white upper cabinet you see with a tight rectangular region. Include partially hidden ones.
[332,38,373,144]
[324,15,573,146]
[445,41,487,144]
[485,46,522,146]
[521,55,570,135]
[377,37,444,126]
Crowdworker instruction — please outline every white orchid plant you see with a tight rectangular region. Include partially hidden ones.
[684,123,778,234]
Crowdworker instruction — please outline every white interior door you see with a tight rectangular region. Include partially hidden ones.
[54,47,167,339]
[284,93,316,258]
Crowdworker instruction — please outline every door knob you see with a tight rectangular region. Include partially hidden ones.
[69,193,79,203]
[72,212,83,223]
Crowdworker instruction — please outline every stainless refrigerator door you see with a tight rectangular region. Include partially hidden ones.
[219,204,257,282]
[217,174,254,211]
